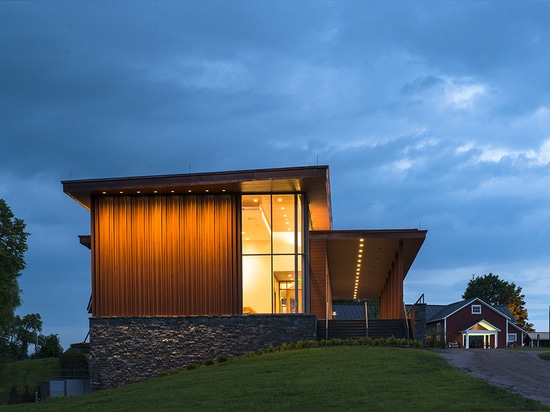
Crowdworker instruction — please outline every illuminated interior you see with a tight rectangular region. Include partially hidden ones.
[242,194,305,314]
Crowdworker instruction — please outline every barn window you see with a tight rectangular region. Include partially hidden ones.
[508,333,517,343]
[471,304,481,314]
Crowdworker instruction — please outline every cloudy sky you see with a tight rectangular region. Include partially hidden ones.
[2,1,550,348]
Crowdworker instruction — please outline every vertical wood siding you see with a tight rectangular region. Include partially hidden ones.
[91,194,240,316]
[309,238,328,319]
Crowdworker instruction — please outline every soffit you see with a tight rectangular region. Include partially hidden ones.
[310,229,427,300]
[62,165,332,230]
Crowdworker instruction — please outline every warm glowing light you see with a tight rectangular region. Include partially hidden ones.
[360,238,364,242]
[102,191,106,194]
[120,191,123,194]
[153,190,158,194]
[171,190,175,193]
[278,198,283,202]
[137,191,141,194]
[188,189,192,193]
[205,189,209,192]
[254,198,258,202]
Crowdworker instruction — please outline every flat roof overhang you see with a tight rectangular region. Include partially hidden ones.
[310,229,427,300]
[62,165,332,230]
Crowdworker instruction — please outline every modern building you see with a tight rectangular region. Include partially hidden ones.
[62,165,427,389]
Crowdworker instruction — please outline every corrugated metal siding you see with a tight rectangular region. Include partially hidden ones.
[91,194,240,316]
[309,238,328,319]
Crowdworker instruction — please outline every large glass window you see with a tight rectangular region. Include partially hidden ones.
[241,194,306,314]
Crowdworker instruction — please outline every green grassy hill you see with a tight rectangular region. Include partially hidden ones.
[0,347,548,411]
[0,358,60,405]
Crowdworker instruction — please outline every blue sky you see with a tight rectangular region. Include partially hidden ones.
[2,1,550,349]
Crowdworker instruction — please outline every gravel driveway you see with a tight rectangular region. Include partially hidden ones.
[435,348,550,406]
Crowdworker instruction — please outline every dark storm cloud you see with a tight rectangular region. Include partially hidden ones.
[2,1,550,346]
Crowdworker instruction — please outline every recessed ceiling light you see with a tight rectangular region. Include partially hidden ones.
[137,191,141,194]
[102,191,106,194]
[188,189,192,193]
[205,189,209,192]
[171,190,175,193]
[119,191,123,194]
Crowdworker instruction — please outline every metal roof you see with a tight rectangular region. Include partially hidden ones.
[426,298,517,323]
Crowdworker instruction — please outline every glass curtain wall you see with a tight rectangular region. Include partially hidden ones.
[242,194,305,314]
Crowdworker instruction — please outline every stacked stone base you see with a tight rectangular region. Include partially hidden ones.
[89,314,317,390]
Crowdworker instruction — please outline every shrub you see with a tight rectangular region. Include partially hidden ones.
[204,358,215,366]
[60,350,89,378]
[185,363,199,370]
[216,354,229,363]
[159,369,181,377]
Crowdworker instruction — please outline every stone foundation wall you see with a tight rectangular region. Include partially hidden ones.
[89,314,317,391]
[410,303,427,344]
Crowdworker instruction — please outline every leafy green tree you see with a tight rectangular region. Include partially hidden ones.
[36,333,64,358]
[3,314,42,360]
[0,199,29,357]
[463,273,534,331]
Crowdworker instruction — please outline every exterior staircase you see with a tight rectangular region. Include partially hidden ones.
[317,319,409,340]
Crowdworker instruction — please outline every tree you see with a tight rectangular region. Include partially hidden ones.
[0,199,29,335]
[463,273,534,331]
[3,313,42,360]
[36,334,64,358]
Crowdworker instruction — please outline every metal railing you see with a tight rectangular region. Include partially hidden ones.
[365,301,369,337]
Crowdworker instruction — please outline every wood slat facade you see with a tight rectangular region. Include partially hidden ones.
[309,238,330,320]
[91,194,241,316]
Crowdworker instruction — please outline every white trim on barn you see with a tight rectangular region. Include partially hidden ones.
[460,319,501,349]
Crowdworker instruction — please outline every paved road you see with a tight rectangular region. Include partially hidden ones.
[436,348,550,406]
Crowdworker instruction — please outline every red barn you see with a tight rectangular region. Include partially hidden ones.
[426,298,525,348]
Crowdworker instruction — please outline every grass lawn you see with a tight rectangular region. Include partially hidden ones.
[0,359,60,404]
[0,347,548,411]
